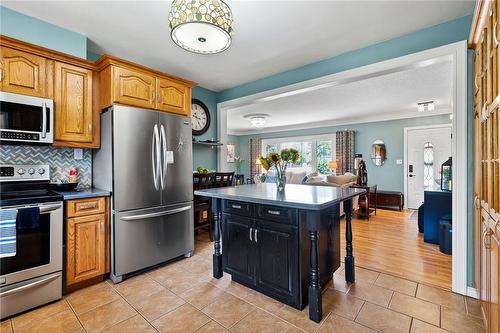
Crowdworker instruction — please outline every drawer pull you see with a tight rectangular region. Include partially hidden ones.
[254,229,258,243]
[78,204,98,210]
[249,227,253,242]
[231,204,242,209]
[268,210,281,215]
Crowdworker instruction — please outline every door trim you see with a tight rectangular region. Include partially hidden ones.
[403,123,453,209]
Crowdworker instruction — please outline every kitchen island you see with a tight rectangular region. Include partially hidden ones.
[195,183,364,322]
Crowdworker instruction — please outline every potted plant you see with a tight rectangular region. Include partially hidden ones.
[260,148,300,191]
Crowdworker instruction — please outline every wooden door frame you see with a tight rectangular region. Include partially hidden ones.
[403,123,453,209]
[217,41,468,295]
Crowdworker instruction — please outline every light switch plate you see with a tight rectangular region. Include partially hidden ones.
[396,159,403,165]
[166,151,174,164]
[74,148,83,160]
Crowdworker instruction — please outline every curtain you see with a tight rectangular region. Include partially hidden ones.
[335,130,355,174]
[249,138,262,179]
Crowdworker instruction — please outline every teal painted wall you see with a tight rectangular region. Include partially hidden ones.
[192,87,218,171]
[0,6,87,58]
[234,115,452,192]
[217,15,472,102]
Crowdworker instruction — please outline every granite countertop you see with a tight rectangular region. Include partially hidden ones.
[53,188,111,200]
[195,183,365,210]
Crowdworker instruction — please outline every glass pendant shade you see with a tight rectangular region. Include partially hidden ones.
[169,0,234,54]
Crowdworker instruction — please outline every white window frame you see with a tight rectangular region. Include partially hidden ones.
[261,134,336,174]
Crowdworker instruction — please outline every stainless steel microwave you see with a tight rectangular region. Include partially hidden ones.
[0,92,54,144]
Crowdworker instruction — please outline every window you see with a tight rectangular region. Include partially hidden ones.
[262,134,336,175]
[423,142,434,187]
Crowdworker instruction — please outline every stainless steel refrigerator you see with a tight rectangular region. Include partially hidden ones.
[93,105,194,283]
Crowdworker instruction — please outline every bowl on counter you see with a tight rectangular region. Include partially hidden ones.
[50,182,78,191]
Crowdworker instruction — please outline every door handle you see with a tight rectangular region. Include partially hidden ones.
[152,125,160,190]
[41,102,47,139]
[254,229,258,243]
[120,205,192,221]
[0,273,60,297]
[249,227,253,242]
[39,204,62,213]
[160,125,167,190]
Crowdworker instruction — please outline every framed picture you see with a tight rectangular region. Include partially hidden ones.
[227,144,235,162]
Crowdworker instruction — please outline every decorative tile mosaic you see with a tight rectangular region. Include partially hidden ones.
[0,145,92,187]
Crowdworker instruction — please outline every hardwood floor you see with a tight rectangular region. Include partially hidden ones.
[341,209,452,290]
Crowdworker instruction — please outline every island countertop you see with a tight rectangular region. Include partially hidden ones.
[195,183,365,210]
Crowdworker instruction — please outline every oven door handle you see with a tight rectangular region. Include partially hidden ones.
[39,204,62,213]
[0,273,59,297]
[41,102,47,139]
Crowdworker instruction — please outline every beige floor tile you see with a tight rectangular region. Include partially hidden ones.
[148,262,185,283]
[389,292,440,326]
[67,282,121,315]
[355,267,380,283]
[13,309,82,333]
[274,305,324,333]
[416,284,465,312]
[330,274,352,293]
[79,299,137,333]
[375,273,418,296]
[410,319,449,333]
[244,290,286,313]
[201,292,255,328]
[195,320,229,333]
[160,269,205,294]
[318,313,376,333]
[12,300,70,329]
[206,272,232,289]
[131,289,186,321]
[102,315,156,333]
[323,289,364,320]
[465,296,483,318]
[0,320,12,333]
[231,308,290,333]
[347,281,393,307]
[356,302,412,333]
[180,282,225,309]
[152,303,210,333]
[181,257,213,275]
[284,327,307,333]
[441,307,485,333]
[222,280,255,300]
[112,275,165,303]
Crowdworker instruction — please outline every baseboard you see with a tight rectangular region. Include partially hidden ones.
[467,286,478,299]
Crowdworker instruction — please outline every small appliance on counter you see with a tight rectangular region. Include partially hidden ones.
[0,164,63,319]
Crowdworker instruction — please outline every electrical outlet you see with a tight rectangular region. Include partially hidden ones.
[74,148,83,160]
[396,159,403,165]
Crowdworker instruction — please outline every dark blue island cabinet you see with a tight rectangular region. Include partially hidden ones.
[195,183,363,323]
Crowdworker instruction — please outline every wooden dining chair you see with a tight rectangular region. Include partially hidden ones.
[213,172,235,188]
[193,173,215,241]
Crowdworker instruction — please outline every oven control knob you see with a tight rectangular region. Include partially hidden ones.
[28,168,35,175]
[38,168,46,175]
[17,168,25,175]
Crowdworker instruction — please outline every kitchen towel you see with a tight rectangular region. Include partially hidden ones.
[17,207,40,230]
[0,209,17,258]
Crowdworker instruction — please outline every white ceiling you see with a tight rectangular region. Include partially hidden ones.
[2,1,473,92]
[226,60,453,135]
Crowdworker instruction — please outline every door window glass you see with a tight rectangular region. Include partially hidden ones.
[423,142,434,187]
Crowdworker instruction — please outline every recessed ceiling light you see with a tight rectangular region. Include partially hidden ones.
[244,114,270,129]
[417,101,435,112]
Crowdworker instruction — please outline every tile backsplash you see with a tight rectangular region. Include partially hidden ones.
[0,145,92,187]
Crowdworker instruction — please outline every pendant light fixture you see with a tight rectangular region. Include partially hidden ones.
[168,0,234,54]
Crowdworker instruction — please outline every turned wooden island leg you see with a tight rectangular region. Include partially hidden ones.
[212,198,223,278]
[307,210,322,323]
[344,198,355,283]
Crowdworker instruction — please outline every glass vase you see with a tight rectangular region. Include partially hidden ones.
[276,172,286,192]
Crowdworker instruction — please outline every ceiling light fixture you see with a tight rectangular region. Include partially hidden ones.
[168,0,234,54]
[244,114,270,129]
[417,101,435,112]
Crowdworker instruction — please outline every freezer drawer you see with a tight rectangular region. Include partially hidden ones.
[113,202,194,277]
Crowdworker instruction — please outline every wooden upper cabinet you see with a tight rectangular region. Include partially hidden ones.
[156,77,191,116]
[54,62,96,147]
[112,66,156,109]
[0,46,52,98]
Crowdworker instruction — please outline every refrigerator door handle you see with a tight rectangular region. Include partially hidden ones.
[120,205,192,221]
[152,124,160,190]
[160,124,167,190]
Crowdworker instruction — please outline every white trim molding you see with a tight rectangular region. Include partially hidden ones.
[467,286,479,299]
[217,40,469,295]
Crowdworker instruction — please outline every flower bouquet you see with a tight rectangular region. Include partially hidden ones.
[259,148,300,191]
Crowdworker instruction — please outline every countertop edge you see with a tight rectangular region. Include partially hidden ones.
[54,188,111,200]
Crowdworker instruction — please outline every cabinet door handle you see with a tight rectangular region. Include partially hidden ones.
[152,91,155,101]
[254,229,258,243]
[268,210,280,215]
[100,222,105,234]
[0,68,3,82]
[249,227,253,242]
[78,204,97,210]
[232,204,242,209]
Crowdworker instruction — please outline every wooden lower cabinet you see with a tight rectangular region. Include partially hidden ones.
[66,197,109,287]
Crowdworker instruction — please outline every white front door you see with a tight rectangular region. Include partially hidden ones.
[406,125,452,209]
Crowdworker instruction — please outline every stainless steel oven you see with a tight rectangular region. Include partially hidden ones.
[0,91,54,144]
[0,172,63,320]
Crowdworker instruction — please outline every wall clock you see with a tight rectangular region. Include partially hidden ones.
[191,99,211,135]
